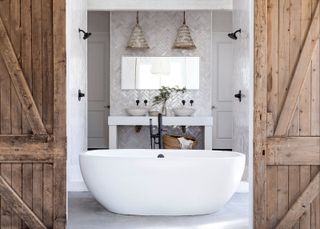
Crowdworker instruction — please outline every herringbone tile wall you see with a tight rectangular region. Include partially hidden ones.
[110,11,213,149]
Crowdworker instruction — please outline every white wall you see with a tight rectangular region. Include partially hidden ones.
[232,0,254,227]
[88,0,232,11]
[109,11,232,149]
[232,1,252,181]
[67,0,88,191]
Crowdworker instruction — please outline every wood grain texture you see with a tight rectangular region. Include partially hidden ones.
[0,0,66,228]
[258,0,320,228]
[0,175,46,229]
[275,1,320,136]
[52,0,67,228]
[21,0,33,134]
[0,16,47,135]
[254,0,268,227]
[276,172,320,229]
[10,0,22,136]
[267,137,320,165]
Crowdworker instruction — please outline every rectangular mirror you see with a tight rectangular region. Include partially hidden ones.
[121,57,200,90]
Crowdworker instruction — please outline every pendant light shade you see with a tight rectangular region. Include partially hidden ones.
[127,11,149,49]
[173,11,196,49]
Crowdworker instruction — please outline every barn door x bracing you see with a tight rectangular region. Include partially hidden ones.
[0,0,66,229]
[255,0,320,228]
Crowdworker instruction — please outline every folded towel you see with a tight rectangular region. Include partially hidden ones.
[177,137,194,149]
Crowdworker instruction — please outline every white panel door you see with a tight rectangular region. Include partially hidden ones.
[88,33,109,148]
[212,32,233,149]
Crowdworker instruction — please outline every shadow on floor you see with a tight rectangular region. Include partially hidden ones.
[68,192,249,229]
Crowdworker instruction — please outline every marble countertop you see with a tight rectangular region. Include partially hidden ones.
[108,116,213,126]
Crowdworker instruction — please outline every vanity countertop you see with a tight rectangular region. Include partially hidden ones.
[108,116,213,126]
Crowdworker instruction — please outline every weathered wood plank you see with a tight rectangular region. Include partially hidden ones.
[254,0,268,227]
[288,166,300,229]
[310,23,320,229]
[53,1,67,228]
[278,0,291,122]
[299,65,312,137]
[299,166,311,228]
[310,42,320,137]
[267,0,279,126]
[10,0,22,135]
[276,172,320,229]
[0,0,12,136]
[53,159,66,229]
[0,135,51,151]
[267,137,320,165]
[32,0,43,121]
[33,164,43,221]
[310,166,320,229]
[277,166,289,223]
[298,2,314,227]
[0,15,47,135]
[22,163,33,229]
[53,0,67,145]
[43,164,53,228]
[1,164,12,229]
[42,0,54,134]
[11,164,22,229]
[21,0,33,134]
[0,175,46,229]
[266,166,278,228]
[287,6,302,228]
[275,1,320,136]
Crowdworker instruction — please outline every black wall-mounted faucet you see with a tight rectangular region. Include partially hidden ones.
[190,100,194,106]
[144,100,148,106]
[182,100,186,106]
[136,100,140,106]
[79,29,92,40]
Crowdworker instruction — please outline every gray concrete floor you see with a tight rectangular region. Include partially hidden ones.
[68,192,249,229]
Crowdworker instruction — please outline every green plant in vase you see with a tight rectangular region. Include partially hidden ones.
[152,86,186,115]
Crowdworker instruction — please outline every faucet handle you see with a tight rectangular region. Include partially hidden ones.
[144,99,148,106]
[190,100,194,106]
[136,99,140,106]
[182,100,186,106]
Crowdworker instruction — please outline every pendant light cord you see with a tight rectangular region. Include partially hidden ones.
[183,11,186,24]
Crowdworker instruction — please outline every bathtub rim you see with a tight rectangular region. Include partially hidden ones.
[80,149,245,160]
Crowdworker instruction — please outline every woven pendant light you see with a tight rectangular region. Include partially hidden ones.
[127,11,149,49]
[173,11,196,49]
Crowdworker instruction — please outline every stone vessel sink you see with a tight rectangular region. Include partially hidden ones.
[126,107,149,116]
[173,108,196,116]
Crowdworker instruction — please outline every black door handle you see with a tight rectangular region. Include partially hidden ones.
[234,90,243,102]
[78,89,85,101]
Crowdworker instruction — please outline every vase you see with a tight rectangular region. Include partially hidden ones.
[161,102,167,116]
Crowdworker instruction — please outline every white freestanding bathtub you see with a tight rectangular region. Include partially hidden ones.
[79,149,245,216]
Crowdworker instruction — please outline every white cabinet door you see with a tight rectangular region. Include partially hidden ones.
[212,32,233,149]
[88,33,110,148]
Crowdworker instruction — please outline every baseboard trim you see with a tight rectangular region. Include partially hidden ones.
[237,181,249,193]
[68,180,88,192]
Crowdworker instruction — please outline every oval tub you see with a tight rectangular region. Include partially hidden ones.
[79,149,245,216]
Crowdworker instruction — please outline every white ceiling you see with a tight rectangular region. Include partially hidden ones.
[88,0,233,11]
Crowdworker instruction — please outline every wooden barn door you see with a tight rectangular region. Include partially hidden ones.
[255,0,320,228]
[0,0,66,229]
